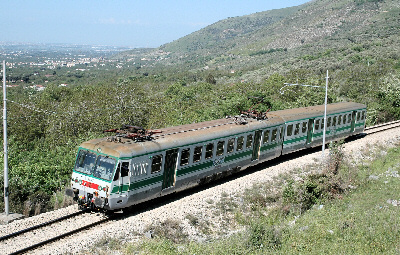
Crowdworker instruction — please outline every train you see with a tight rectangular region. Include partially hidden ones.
[66,102,366,211]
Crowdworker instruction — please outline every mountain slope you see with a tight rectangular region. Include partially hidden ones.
[160,5,302,55]
[149,0,399,75]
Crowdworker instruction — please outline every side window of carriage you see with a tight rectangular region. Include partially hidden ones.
[227,138,235,154]
[151,154,163,174]
[294,123,300,135]
[180,148,191,166]
[271,128,277,142]
[237,136,244,151]
[263,130,270,144]
[302,122,307,133]
[246,134,253,148]
[216,141,225,156]
[286,124,293,137]
[193,146,203,163]
[205,143,214,159]
[315,119,320,131]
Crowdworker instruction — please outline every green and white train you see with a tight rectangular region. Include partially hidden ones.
[66,102,366,211]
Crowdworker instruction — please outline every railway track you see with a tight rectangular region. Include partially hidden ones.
[0,210,112,255]
[364,120,400,135]
[2,120,400,255]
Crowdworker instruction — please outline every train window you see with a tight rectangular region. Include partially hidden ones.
[75,150,97,175]
[237,136,244,151]
[333,116,337,126]
[151,154,163,174]
[321,119,325,130]
[280,127,284,140]
[263,130,270,144]
[216,141,225,156]
[271,129,277,142]
[180,148,190,166]
[338,115,342,125]
[205,143,214,159]
[246,134,253,148]
[302,122,307,133]
[348,114,352,123]
[294,123,300,135]
[227,138,235,154]
[193,146,203,163]
[357,112,361,121]
[121,162,129,177]
[315,119,320,130]
[327,117,331,127]
[93,156,116,181]
[362,111,366,120]
[287,124,293,136]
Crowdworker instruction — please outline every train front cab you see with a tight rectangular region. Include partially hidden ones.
[67,148,142,211]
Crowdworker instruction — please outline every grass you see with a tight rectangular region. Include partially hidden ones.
[86,141,400,254]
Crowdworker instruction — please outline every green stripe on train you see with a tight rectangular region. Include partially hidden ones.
[111,174,163,194]
[112,142,283,194]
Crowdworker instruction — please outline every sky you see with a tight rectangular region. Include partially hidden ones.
[1,0,310,48]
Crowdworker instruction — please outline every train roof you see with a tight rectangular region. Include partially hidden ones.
[79,102,365,159]
[272,102,366,123]
[80,113,284,159]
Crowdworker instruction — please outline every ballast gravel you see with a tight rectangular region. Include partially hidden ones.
[1,125,399,255]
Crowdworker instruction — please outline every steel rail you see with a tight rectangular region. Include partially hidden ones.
[364,120,400,135]
[364,120,400,131]
[8,217,110,255]
[0,210,87,242]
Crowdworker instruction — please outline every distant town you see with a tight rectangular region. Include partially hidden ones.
[0,42,169,90]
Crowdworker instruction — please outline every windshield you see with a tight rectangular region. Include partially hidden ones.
[74,150,116,181]
[93,156,116,181]
[75,150,97,175]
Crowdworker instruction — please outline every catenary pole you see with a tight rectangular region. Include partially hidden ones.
[322,70,328,158]
[281,70,329,158]
[3,60,9,215]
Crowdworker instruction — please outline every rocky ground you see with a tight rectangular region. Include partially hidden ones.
[1,124,399,255]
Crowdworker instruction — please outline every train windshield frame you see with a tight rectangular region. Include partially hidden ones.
[74,149,116,181]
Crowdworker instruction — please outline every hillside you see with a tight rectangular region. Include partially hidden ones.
[122,0,399,82]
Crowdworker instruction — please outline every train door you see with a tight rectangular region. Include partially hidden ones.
[115,161,130,197]
[252,130,263,161]
[162,149,178,190]
[306,119,315,144]
[351,111,357,132]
